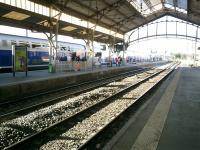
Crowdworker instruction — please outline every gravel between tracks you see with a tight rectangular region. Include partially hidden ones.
[0,70,159,149]
[40,71,169,150]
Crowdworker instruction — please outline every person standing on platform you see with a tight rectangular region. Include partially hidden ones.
[120,56,122,66]
[118,56,121,67]
[75,55,80,71]
[115,57,118,67]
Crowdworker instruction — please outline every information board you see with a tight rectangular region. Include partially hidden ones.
[12,45,28,76]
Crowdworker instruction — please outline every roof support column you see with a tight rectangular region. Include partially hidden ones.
[186,22,188,39]
[85,39,91,70]
[194,26,198,67]
[85,21,96,70]
[166,16,168,37]
[147,23,149,39]
[156,22,158,37]
[108,43,114,67]
[91,25,96,70]
[108,35,115,67]
[176,21,178,38]
[47,6,62,73]
[122,34,126,66]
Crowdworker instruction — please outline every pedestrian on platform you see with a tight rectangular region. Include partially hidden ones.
[115,57,118,66]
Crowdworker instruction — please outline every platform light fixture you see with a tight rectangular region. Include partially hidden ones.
[102,36,109,39]
[94,34,102,38]
[79,30,87,35]
[2,11,30,20]
[61,26,77,31]
[37,20,56,27]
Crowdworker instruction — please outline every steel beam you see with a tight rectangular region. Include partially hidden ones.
[44,6,62,73]
[73,0,129,31]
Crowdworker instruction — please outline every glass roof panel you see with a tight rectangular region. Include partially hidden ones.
[127,0,163,16]
[177,0,187,10]
[127,0,187,16]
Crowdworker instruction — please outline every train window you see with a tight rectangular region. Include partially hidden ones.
[2,40,8,47]
[32,43,41,48]
[11,40,16,45]
[19,41,25,44]
[70,48,75,52]
[41,43,48,47]
[61,47,67,51]
[18,41,28,46]
[67,46,70,51]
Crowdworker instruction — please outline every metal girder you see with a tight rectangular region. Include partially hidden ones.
[128,16,200,45]
[143,0,153,9]
[129,34,200,44]
[166,11,200,27]
[110,14,141,30]
[0,2,124,44]
[111,1,166,31]
[101,0,137,31]
[89,0,124,19]
[29,0,125,34]
[72,0,129,31]
[87,0,142,32]
[2,0,199,37]
[128,11,166,31]
[173,0,177,7]
[125,0,145,17]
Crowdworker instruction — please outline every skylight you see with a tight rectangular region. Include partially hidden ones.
[0,0,123,39]
[165,0,187,14]
[127,0,163,16]
[127,0,187,16]
[2,11,30,20]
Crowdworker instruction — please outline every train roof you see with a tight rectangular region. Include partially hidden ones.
[0,33,85,47]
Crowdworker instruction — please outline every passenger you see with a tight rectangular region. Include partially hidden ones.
[75,56,80,71]
[118,56,121,66]
[76,55,80,62]
[120,57,122,65]
[115,57,118,66]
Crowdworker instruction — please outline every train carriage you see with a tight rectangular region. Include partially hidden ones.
[0,33,86,72]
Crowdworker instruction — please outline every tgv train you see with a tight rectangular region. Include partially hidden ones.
[0,34,86,72]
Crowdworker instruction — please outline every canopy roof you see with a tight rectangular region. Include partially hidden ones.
[30,0,200,33]
[0,0,199,44]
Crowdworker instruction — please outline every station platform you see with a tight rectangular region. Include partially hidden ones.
[106,67,200,150]
[0,62,166,102]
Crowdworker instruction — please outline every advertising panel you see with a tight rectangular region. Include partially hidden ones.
[15,46,27,72]
[12,45,28,76]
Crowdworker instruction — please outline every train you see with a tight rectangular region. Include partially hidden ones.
[0,33,86,73]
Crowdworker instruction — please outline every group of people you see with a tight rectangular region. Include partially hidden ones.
[115,56,122,66]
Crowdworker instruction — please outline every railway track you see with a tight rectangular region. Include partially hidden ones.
[0,66,156,149]
[0,62,177,150]
[78,63,179,150]
[0,67,149,123]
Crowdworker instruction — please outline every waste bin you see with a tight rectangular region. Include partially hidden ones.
[48,64,53,73]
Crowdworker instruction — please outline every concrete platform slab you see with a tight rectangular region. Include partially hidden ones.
[0,62,166,102]
[106,67,200,150]
[157,67,200,150]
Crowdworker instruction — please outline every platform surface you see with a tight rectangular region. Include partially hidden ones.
[106,67,200,150]
[0,62,167,101]
[157,67,200,150]
[0,62,161,86]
